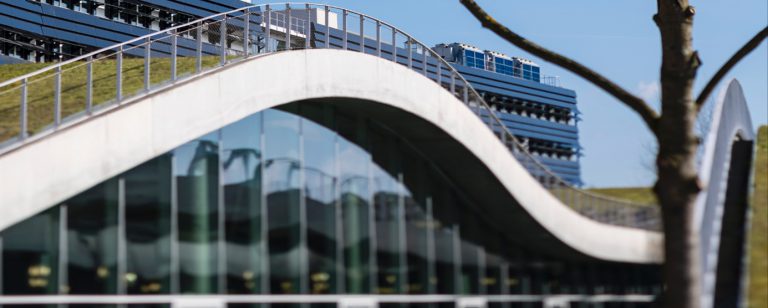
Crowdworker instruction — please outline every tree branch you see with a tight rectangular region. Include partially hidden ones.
[459,0,659,132]
[695,26,767,111]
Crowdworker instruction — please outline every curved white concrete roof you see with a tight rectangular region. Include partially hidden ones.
[695,79,755,308]
[0,49,662,263]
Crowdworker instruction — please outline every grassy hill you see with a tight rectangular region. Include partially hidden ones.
[587,186,657,205]
[749,125,767,308]
[0,55,220,142]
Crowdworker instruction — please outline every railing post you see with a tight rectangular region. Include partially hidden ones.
[116,45,123,102]
[54,65,61,127]
[359,14,364,52]
[436,61,442,85]
[450,73,456,95]
[462,82,469,104]
[144,37,151,90]
[324,6,330,48]
[20,78,27,140]
[391,28,396,62]
[196,22,203,73]
[501,128,507,144]
[286,4,292,49]
[342,9,347,50]
[81,58,92,117]
[407,37,412,69]
[265,5,271,52]
[305,4,311,49]
[244,8,250,57]
[375,20,381,57]
[220,17,227,65]
[171,30,178,80]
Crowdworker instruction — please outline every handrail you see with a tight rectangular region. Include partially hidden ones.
[0,3,660,230]
[0,5,248,88]
[0,294,656,306]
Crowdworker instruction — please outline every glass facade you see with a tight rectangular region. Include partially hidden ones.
[494,58,514,76]
[463,50,485,70]
[0,102,660,300]
[514,62,541,83]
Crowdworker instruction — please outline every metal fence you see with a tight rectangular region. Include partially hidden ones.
[0,3,660,231]
[0,294,656,308]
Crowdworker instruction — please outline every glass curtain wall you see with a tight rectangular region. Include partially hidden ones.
[0,103,661,298]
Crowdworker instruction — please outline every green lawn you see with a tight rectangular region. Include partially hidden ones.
[587,186,657,205]
[0,55,222,142]
[749,125,767,308]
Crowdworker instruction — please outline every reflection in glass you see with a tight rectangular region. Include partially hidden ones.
[337,114,372,294]
[461,241,480,294]
[1,208,59,295]
[176,133,220,294]
[433,226,457,295]
[125,156,173,295]
[264,109,302,294]
[66,179,118,294]
[0,104,663,300]
[401,149,430,295]
[223,114,264,294]
[370,127,405,294]
[484,253,503,295]
[301,106,338,294]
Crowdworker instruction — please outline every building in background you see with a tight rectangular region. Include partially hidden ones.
[0,1,582,185]
[434,43,582,185]
[0,0,248,63]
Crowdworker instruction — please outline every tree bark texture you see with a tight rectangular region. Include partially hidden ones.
[654,1,702,307]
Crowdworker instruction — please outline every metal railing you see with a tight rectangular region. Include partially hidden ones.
[0,294,656,307]
[0,3,660,231]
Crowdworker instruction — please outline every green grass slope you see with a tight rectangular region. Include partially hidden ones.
[749,125,767,308]
[0,55,221,142]
[587,186,657,205]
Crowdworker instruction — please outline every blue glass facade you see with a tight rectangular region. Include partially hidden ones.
[494,57,514,76]
[0,0,248,63]
[0,102,659,298]
[433,43,582,185]
[463,49,485,70]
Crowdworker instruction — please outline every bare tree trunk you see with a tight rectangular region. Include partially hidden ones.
[458,1,766,307]
[654,1,702,307]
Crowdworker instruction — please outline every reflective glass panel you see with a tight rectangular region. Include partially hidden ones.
[222,114,264,294]
[300,105,338,294]
[371,129,404,294]
[401,150,430,295]
[176,133,220,294]
[264,109,301,294]
[337,113,372,294]
[0,104,664,300]
[125,155,173,295]
[65,179,118,294]
[1,208,59,295]
[460,241,480,294]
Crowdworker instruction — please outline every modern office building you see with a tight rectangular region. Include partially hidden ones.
[0,2,755,307]
[433,43,581,185]
[0,0,581,185]
[0,104,660,301]
[0,3,666,305]
[0,0,249,63]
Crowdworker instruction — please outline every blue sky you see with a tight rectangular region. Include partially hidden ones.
[263,0,767,188]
